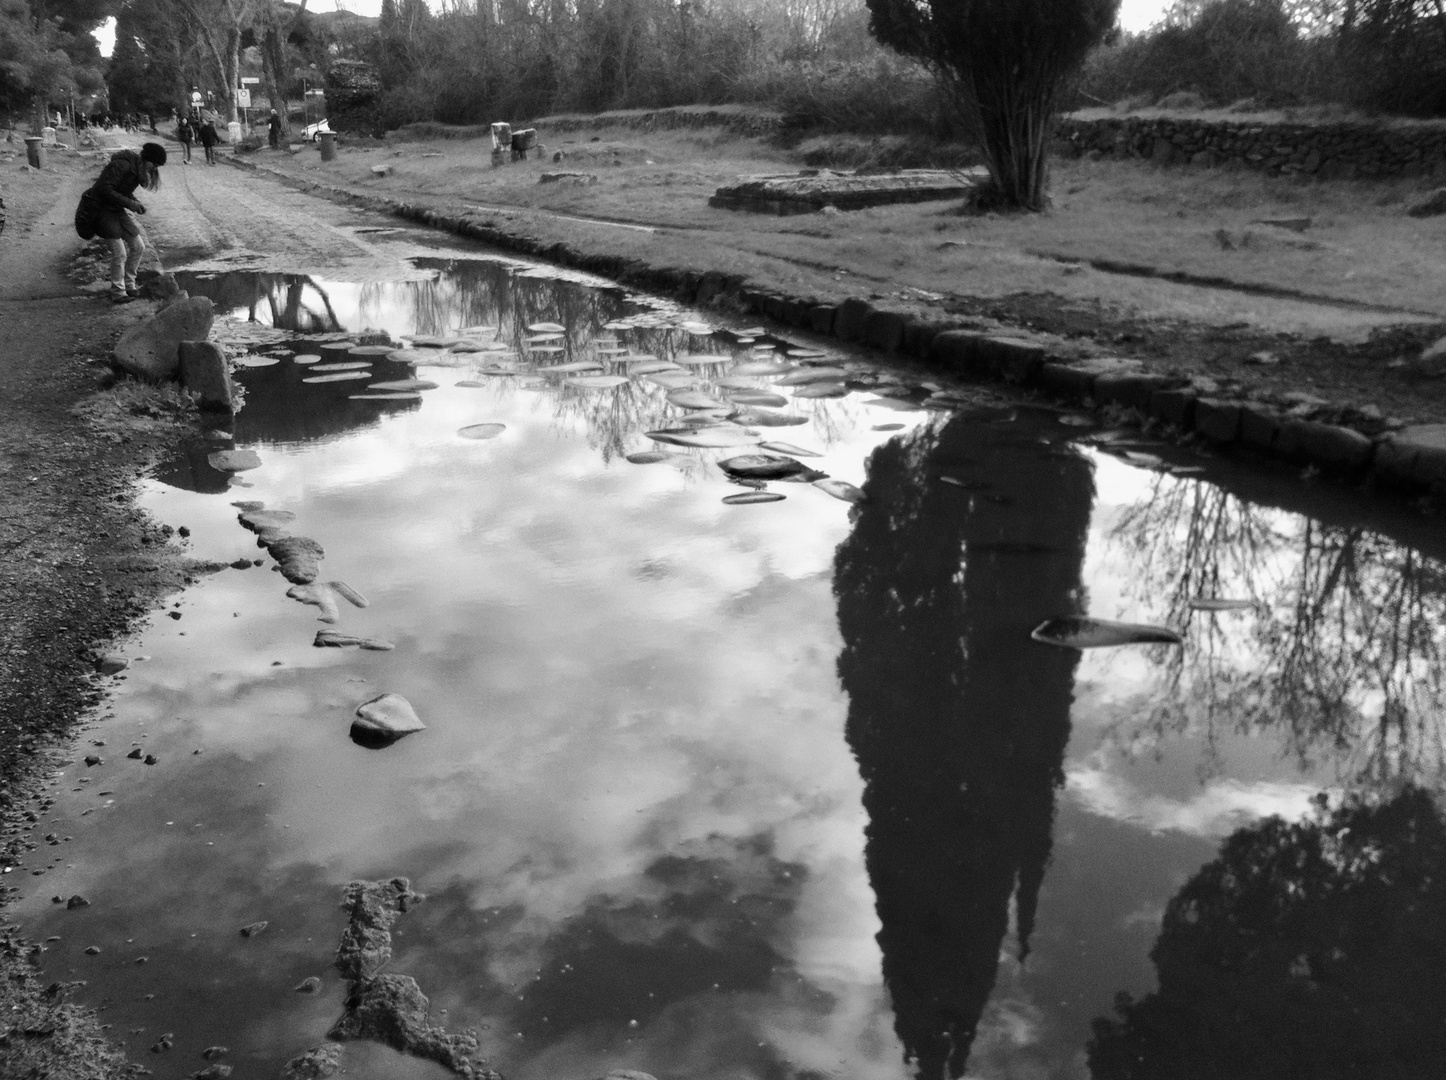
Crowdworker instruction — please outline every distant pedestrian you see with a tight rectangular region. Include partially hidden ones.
[199,118,218,165]
[177,115,194,163]
[73,142,167,304]
[268,109,282,150]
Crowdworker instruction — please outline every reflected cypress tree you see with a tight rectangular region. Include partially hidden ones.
[834,416,1095,1079]
[1089,787,1446,1080]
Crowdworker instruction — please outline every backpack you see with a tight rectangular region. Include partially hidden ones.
[74,189,100,240]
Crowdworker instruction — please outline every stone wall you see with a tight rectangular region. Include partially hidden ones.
[1056,115,1446,181]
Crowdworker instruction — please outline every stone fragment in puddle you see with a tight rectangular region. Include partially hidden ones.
[625,451,670,464]
[873,423,905,431]
[238,508,297,537]
[1188,597,1257,612]
[566,375,630,389]
[626,361,678,375]
[192,1065,233,1080]
[327,973,486,1075]
[296,976,323,994]
[310,361,373,373]
[292,354,322,365]
[814,478,867,503]
[352,693,425,748]
[348,392,423,401]
[239,920,268,938]
[528,321,565,333]
[288,584,341,623]
[648,426,762,449]
[303,371,373,384]
[201,1046,229,1060]
[280,1040,342,1075]
[1031,616,1182,649]
[732,360,793,376]
[315,630,395,651]
[597,1072,660,1080]
[96,654,128,675]
[727,389,788,408]
[675,354,731,366]
[127,748,142,759]
[335,879,424,981]
[66,894,89,909]
[776,366,847,386]
[143,754,157,765]
[723,491,785,505]
[207,449,262,473]
[646,371,697,389]
[791,382,849,399]
[668,388,727,410]
[267,536,325,584]
[366,379,438,392]
[759,440,822,457]
[457,423,506,440]
[728,407,808,428]
[719,454,817,481]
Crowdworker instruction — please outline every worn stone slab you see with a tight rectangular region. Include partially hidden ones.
[834,298,874,343]
[113,296,215,382]
[1293,420,1375,469]
[1378,424,1446,486]
[983,337,1048,383]
[1097,372,1174,412]
[808,305,836,335]
[178,340,234,413]
[1238,403,1282,450]
[863,309,908,354]
[710,167,986,214]
[1150,387,1197,428]
[1194,398,1243,442]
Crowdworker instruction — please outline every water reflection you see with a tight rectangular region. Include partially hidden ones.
[181,271,345,332]
[834,417,1095,1078]
[1088,785,1446,1079]
[1109,475,1446,788]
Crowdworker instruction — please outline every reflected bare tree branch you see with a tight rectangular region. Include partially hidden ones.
[1109,474,1446,788]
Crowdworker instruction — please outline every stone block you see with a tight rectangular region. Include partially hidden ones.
[834,297,875,343]
[178,341,234,413]
[1407,335,1446,379]
[980,337,1047,383]
[901,318,944,359]
[1038,362,1096,398]
[928,330,984,374]
[809,304,836,335]
[1150,388,1197,428]
[113,296,215,383]
[695,271,727,305]
[1292,421,1374,470]
[1381,425,1446,487]
[1193,398,1242,442]
[762,294,789,322]
[1096,373,1169,412]
[781,297,810,327]
[1238,404,1281,450]
[863,309,908,354]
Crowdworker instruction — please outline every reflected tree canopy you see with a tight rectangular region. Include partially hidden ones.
[834,417,1095,1078]
[179,271,344,333]
[1110,476,1446,787]
[1089,786,1446,1080]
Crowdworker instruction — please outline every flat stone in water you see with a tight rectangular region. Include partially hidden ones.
[319,342,356,352]
[646,371,697,389]
[303,371,373,384]
[348,345,397,356]
[291,354,322,364]
[729,408,809,428]
[668,389,727,410]
[352,692,426,747]
[732,360,794,376]
[454,381,488,388]
[728,390,789,408]
[626,451,671,464]
[385,349,437,364]
[566,375,630,389]
[862,396,923,412]
[310,361,373,372]
[675,354,731,366]
[776,366,848,386]
[528,321,565,333]
[528,345,566,354]
[813,478,867,503]
[541,361,603,374]
[208,449,262,472]
[719,453,813,480]
[348,392,423,401]
[626,361,681,375]
[759,440,822,457]
[648,426,763,449]
[723,491,785,505]
[234,354,280,368]
[792,382,849,399]
[1031,616,1183,649]
[458,423,506,440]
[368,379,439,391]
[1188,598,1258,612]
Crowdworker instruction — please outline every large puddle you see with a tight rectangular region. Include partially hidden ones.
[15,255,1446,1080]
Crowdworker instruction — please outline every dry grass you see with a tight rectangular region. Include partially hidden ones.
[272,118,1446,340]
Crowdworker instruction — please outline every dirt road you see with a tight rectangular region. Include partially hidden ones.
[0,134,448,1079]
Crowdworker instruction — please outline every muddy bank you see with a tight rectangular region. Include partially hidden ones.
[0,146,213,1080]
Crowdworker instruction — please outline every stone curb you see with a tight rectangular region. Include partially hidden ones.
[227,156,1435,498]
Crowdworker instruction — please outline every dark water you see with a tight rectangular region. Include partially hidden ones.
[14,257,1446,1080]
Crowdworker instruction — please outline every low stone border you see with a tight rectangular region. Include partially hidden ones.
[228,155,1446,502]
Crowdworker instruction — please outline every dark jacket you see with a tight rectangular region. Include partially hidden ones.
[178,118,193,143]
[268,115,282,135]
[199,121,218,147]
[90,150,148,213]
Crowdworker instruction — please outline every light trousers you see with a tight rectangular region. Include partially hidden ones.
[109,232,144,290]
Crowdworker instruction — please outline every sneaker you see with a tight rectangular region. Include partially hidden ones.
[125,286,141,297]
[111,291,135,305]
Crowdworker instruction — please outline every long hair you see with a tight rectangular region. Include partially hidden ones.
[139,142,165,191]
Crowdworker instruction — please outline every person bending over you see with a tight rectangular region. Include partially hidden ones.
[79,142,166,304]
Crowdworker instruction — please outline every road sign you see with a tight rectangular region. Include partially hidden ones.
[235,88,251,108]
[240,77,260,84]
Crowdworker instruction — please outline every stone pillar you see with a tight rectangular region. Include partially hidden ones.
[24,137,44,168]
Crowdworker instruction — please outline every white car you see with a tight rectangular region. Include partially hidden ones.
[304,118,332,142]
